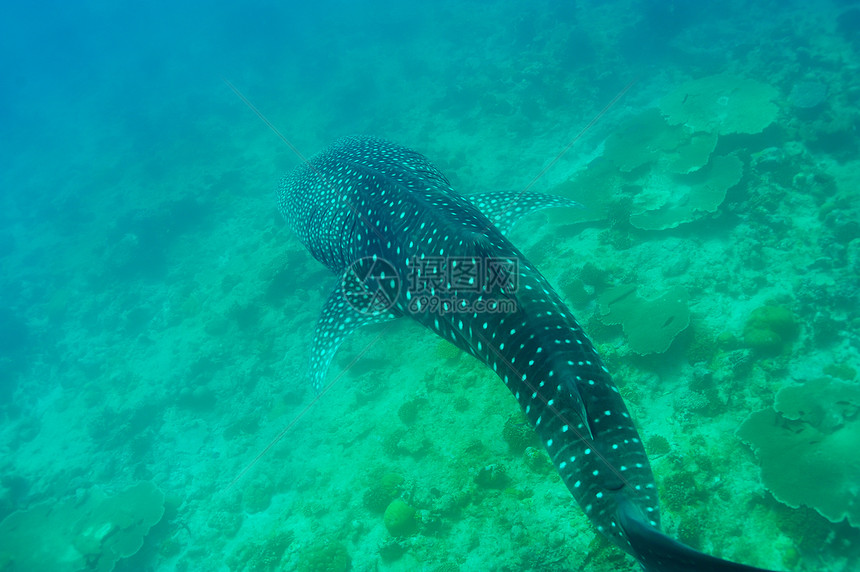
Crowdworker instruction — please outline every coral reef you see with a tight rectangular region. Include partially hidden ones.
[383,499,418,537]
[645,435,671,456]
[629,154,743,230]
[435,340,463,362]
[398,396,427,425]
[742,305,798,356]
[474,464,510,489]
[603,108,718,175]
[737,377,860,527]
[823,363,856,381]
[502,414,539,453]
[523,446,553,474]
[207,510,243,539]
[298,540,350,572]
[602,108,688,173]
[789,81,828,110]
[563,277,591,307]
[362,472,405,513]
[242,476,275,514]
[0,481,165,572]
[378,538,408,562]
[227,531,294,572]
[547,157,621,225]
[382,428,431,457]
[685,326,720,366]
[598,284,691,354]
[659,74,779,135]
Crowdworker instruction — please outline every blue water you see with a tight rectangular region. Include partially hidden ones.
[1,1,858,571]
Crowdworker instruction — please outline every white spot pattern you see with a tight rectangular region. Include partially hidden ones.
[278,136,662,558]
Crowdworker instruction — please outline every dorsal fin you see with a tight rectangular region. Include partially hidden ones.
[467,191,582,235]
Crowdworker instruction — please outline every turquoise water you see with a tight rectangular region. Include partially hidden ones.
[1,1,859,571]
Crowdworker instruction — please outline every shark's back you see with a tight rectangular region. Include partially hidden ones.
[276,136,780,572]
[278,136,491,274]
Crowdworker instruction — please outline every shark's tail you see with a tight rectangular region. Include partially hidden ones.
[617,495,779,572]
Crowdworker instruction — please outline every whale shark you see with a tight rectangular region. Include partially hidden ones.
[278,135,778,571]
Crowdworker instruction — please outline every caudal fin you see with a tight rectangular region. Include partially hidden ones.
[617,495,779,572]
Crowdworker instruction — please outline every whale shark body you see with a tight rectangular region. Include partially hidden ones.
[278,136,777,571]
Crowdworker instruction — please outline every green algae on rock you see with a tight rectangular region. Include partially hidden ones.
[737,377,860,528]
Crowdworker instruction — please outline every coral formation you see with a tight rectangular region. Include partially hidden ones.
[563,278,591,307]
[383,499,418,537]
[0,481,165,572]
[646,435,671,456]
[242,476,275,514]
[435,340,462,362]
[789,81,828,110]
[823,363,856,381]
[685,327,720,366]
[579,262,612,289]
[474,464,510,489]
[523,446,553,474]
[665,131,719,175]
[298,540,350,572]
[552,83,761,233]
[378,539,408,562]
[603,109,687,172]
[737,377,860,527]
[659,74,779,135]
[629,154,743,230]
[362,472,404,513]
[228,531,294,572]
[742,305,798,355]
[397,397,427,425]
[602,108,718,175]
[207,510,243,538]
[547,157,620,225]
[502,414,538,453]
[598,284,691,354]
[549,75,776,233]
[382,428,431,457]
[660,469,706,513]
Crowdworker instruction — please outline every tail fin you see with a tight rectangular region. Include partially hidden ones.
[617,495,779,572]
